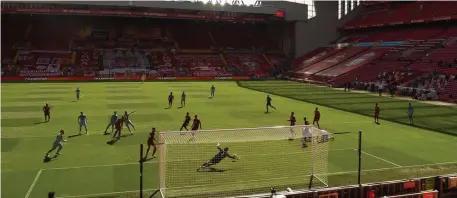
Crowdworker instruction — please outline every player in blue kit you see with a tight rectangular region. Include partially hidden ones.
[210,85,215,98]
[408,103,414,125]
[181,92,186,107]
[45,129,66,157]
[197,143,239,172]
[78,112,88,135]
[104,111,118,135]
[75,88,81,100]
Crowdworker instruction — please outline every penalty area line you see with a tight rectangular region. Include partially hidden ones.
[25,169,43,198]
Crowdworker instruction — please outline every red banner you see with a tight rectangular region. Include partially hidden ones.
[1,76,250,82]
[0,8,268,23]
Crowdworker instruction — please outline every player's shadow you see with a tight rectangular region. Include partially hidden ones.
[121,133,134,138]
[177,106,184,109]
[197,167,227,172]
[333,131,352,135]
[107,134,133,145]
[264,111,270,114]
[68,134,83,138]
[33,121,47,125]
[142,156,155,162]
[164,106,171,109]
[43,155,58,163]
[71,100,78,103]
[107,139,118,145]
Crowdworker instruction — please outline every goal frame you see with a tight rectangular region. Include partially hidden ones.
[157,125,330,197]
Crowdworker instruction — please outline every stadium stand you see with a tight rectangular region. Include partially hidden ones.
[1,14,282,78]
[291,1,457,103]
[298,47,368,75]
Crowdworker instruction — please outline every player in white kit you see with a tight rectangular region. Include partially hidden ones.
[45,129,66,157]
[319,129,334,143]
[78,112,88,135]
[301,126,312,148]
[124,111,136,134]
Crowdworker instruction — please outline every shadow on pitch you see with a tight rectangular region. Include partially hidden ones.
[149,190,161,198]
[106,134,133,145]
[332,131,353,135]
[197,167,227,172]
[33,121,48,125]
[68,134,83,138]
[141,156,156,162]
[43,155,59,163]
[177,106,184,109]
[164,106,171,109]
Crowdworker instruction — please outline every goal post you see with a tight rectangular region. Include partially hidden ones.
[158,125,330,198]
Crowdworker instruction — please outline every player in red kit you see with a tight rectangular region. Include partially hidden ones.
[43,103,51,122]
[374,103,380,124]
[145,128,157,160]
[191,115,202,131]
[113,117,125,140]
[180,112,191,131]
[287,112,297,140]
[313,108,321,129]
[190,115,202,142]
[168,92,174,108]
[288,112,296,126]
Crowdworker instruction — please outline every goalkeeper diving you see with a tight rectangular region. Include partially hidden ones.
[197,143,240,172]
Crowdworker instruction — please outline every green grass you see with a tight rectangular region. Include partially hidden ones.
[1,81,457,198]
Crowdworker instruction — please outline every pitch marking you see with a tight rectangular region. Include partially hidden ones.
[356,149,402,167]
[25,169,42,198]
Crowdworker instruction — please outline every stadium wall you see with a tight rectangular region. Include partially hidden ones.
[294,1,361,58]
[261,1,308,57]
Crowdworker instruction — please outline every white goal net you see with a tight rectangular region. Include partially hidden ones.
[158,125,330,198]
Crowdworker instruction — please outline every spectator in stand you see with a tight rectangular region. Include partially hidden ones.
[378,84,383,96]
[389,85,396,97]
[449,92,453,99]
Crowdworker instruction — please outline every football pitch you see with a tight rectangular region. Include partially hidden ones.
[1,81,457,198]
